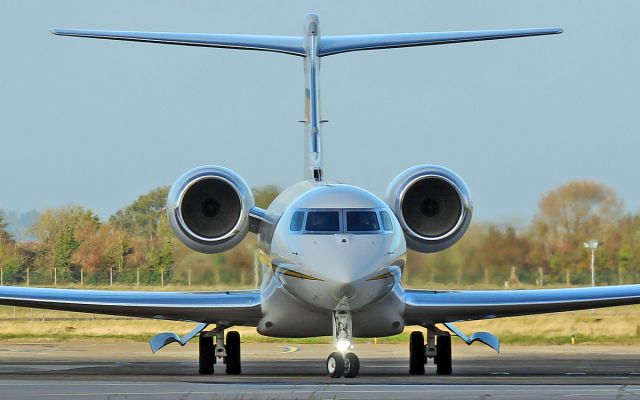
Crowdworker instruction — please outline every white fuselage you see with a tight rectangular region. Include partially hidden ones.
[256,181,408,338]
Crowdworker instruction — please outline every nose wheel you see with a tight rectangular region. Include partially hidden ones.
[326,351,360,378]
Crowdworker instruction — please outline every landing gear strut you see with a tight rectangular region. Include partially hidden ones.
[409,328,452,375]
[198,327,241,375]
[326,301,360,378]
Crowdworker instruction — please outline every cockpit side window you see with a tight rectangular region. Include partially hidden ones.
[380,210,393,232]
[305,211,340,232]
[346,211,380,232]
[290,211,305,232]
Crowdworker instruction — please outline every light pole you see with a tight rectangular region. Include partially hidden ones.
[583,239,601,287]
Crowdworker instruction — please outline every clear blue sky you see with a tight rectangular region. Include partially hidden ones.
[1,1,638,224]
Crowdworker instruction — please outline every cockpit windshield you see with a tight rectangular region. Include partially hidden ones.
[290,208,392,234]
[346,211,380,232]
[305,211,340,232]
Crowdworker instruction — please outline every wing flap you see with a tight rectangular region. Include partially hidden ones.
[0,286,261,325]
[51,29,306,56]
[404,284,640,325]
[319,28,562,56]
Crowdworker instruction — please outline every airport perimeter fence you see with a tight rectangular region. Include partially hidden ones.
[0,266,206,288]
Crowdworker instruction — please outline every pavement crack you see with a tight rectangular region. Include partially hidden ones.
[618,384,640,399]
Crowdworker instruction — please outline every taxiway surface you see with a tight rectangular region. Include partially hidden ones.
[0,342,639,399]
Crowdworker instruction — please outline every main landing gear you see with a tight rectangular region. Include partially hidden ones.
[326,305,360,378]
[409,328,452,375]
[198,328,241,375]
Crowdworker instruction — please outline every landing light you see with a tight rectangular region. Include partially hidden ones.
[336,339,352,353]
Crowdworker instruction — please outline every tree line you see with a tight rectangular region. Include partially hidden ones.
[0,181,639,288]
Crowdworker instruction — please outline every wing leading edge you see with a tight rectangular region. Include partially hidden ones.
[0,286,261,325]
[404,284,640,325]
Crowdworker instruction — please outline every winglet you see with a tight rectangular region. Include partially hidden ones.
[149,322,208,353]
[443,322,500,353]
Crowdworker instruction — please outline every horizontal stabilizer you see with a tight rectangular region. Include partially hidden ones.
[318,28,563,56]
[51,29,306,56]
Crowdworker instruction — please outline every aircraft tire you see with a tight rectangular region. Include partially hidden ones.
[344,353,360,378]
[436,334,452,375]
[409,331,426,375]
[199,335,215,375]
[327,352,345,378]
[225,331,241,375]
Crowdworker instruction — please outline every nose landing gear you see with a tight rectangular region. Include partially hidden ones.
[326,302,361,378]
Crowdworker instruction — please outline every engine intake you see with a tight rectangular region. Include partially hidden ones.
[167,166,254,253]
[386,165,472,253]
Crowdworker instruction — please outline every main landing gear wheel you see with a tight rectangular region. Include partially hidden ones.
[327,352,345,378]
[343,353,360,378]
[435,334,452,375]
[225,331,241,375]
[198,335,215,375]
[409,331,426,375]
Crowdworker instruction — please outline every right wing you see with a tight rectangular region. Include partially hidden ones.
[404,284,640,325]
[0,286,261,325]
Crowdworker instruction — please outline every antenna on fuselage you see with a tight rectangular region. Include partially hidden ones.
[51,14,562,182]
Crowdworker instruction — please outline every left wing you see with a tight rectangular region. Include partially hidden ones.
[404,284,640,325]
[0,286,261,325]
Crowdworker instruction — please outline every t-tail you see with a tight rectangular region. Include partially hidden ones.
[52,13,562,181]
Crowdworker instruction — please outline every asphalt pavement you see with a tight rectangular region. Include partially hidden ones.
[1,341,639,399]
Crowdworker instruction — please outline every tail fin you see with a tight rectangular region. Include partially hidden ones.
[52,16,562,182]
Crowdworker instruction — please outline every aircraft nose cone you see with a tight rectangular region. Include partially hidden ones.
[335,282,357,299]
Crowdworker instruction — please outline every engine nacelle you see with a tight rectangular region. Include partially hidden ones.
[167,165,254,254]
[386,165,472,253]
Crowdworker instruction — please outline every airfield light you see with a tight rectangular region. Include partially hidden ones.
[583,240,601,287]
[336,339,351,353]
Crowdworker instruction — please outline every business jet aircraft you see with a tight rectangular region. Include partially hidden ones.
[2,14,640,378]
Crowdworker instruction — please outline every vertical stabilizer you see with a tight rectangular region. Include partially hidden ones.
[303,13,324,181]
